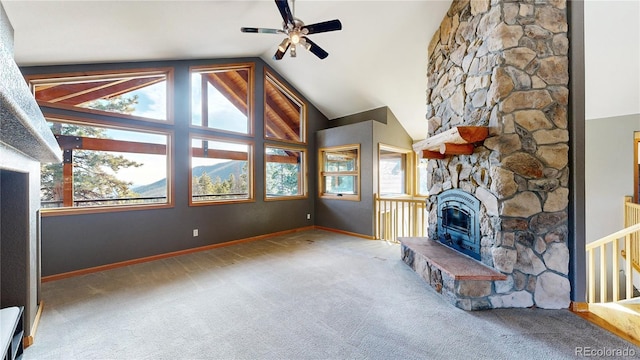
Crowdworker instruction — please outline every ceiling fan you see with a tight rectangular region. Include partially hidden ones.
[241,0,342,60]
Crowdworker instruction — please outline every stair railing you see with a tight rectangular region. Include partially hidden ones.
[374,194,427,242]
[586,222,640,303]
[624,197,640,271]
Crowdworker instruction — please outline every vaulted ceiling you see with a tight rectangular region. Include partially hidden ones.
[2,1,639,141]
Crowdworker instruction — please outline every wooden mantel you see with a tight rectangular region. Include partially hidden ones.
[412,126,489,159]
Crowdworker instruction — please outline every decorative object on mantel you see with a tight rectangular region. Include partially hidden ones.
[412,126,489,159]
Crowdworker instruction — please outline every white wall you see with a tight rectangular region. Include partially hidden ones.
[585,114,640,242]
[585,0,640,120]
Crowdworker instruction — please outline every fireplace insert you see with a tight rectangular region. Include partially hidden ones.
[436,189,481,260]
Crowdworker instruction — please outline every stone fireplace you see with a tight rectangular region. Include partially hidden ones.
[1,2,61,344]
[402,0,571,310]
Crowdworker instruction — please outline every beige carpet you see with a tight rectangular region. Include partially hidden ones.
[25,229,640,359]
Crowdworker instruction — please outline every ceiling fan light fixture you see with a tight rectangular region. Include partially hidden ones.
[299,38,311,51]
[278,38,291,52]
[290,32,301,45]
[241,0,342,61]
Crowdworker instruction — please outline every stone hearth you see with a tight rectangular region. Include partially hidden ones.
[401,237,506,310]
[408,0,571,309]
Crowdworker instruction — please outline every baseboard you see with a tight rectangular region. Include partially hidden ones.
[313,226,375,240]
[570,301,589,312]
[23,301,44,348]
[42,226,316,282]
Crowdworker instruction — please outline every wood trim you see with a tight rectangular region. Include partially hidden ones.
[422,150,446,159]
[438,143,474,155]
[23,301,44,348]
[42,226,316,283]
[28,67,175,124]
[570,301,589,312]
[634,134,639,203]
[264,69,306,145]
[41,202,174,217]
[55,135,167,154]
[62,161,73,207]
[191,147,248,161]
[314,226,376,240]
[318,144,361,201]
[189,62,255,136]
[413,126,489,158]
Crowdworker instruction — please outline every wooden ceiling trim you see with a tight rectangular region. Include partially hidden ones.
[36,77,164,106]
[59,78,164,106]
[204,71,248,115]
[264,104,299,140]
[264,121,289,139]
[265,82,300,125]
[35,80,115,102]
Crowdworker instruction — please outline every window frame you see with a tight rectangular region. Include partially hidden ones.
[416,157,430,197]
[189,134,255,206]
[318,144,361,201]
[40,114,174,216]
[264,144,307,201]
[189,63,255,136]
[26,68,174,124]
[378,144,413,197]
[263,70,307,145]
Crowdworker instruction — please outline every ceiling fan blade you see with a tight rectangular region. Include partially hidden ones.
[302,19,342,35]
[273,43,290,60]
[302,37,329,59]
[241,27,283,34]
[275,0,294,27]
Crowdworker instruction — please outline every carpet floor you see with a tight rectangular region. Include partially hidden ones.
[25,229,640,359]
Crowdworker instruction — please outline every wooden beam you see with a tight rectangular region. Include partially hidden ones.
[421,150,446,159]
[191,148,248,161]
[63,161,73,207]
[55,135,166,155]
[439,143,475,155]
[266,154,299,164]
[413,126,489,153]
[205,71,249,116]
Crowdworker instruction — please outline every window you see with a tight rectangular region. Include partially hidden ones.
[265,146,306,200]
[264,71,306,144]
[319,144,360,201]
[379,145,411,196]
[190,137,253,205]
[28,69,172,122]
[41,117,171,212]
[191,64,254,135]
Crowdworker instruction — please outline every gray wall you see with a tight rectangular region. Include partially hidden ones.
[21,58,329,276]
[316,121,375,235]
[585,114,640,242]
[316,107,413,236]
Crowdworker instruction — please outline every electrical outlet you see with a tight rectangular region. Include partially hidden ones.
[193,229,199,237]
[306,213,311,220]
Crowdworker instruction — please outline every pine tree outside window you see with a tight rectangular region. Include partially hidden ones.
[190,136,253,205]
[40,118,171,212]
[265,146,306,200]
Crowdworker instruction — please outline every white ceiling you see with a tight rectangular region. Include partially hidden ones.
[2,0,639,140]
[2,0,451,140]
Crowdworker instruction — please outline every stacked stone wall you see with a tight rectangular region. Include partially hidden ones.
[424,0,570,309]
